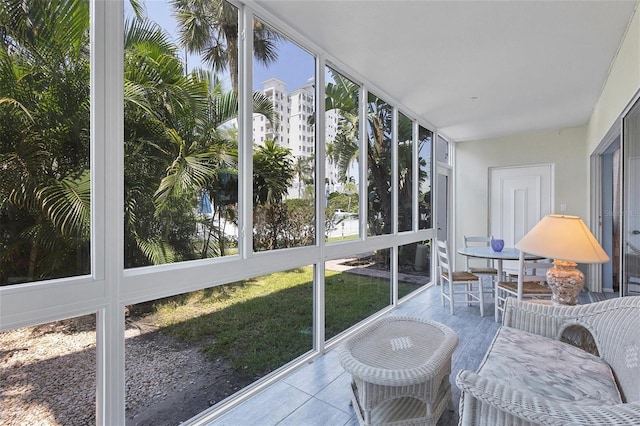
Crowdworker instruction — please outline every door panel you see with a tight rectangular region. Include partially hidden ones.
[490,165,553,273]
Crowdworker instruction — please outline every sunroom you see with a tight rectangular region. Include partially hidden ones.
[1,1,639,425]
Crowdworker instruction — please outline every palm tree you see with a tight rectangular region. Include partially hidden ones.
[253,139,294,206]
[292,155,314,198]
[0,0,91,284]
[366,93,393,235]
[154,80,276,258]
[325,71,360,181]
[171,0,282,90]
[252,139,295,251]
[123,15,208,265]
[325,69,419,236]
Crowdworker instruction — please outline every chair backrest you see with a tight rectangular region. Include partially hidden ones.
[436,239,452,277]
[463,235,493,270]
[516,251,552,298]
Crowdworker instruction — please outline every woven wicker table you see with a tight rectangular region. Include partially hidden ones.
[337,316,458,426]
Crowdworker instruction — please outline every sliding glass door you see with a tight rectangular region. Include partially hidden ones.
[622,99,640,296]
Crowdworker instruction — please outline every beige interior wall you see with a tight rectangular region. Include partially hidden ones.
[453,126,587,264]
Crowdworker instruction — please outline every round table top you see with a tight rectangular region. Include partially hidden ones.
[457,246,543,260]
[337,316,458,386]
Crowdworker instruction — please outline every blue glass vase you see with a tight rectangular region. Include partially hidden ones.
[491,238,504,252]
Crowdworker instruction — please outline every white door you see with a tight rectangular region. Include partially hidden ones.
[489,165,553,272]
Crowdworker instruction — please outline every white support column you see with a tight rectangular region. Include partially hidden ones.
[239,3,254,260]
[93,0,125,424]
[315,53,326,352]
[359,86,368,238]
[391,108,399,305]
[413,122,419,232]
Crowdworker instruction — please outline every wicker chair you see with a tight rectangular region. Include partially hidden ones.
[456,296,640,425]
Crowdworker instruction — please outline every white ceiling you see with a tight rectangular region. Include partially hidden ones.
[254,0,638,142]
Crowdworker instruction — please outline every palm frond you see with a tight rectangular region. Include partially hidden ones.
[127,0,146,20]
[252,91,276,125]
[136,236,176,265]
[0,97,33,122]
[153,129,218,211]
[37,169,91,239]
[125,17,176,53]
[123,80,158,118]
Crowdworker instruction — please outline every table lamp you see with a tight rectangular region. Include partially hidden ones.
[515,214,609,305]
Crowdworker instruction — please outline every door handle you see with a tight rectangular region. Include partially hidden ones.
[633,230,640,235]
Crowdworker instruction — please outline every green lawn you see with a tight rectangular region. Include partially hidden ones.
[146,266,419,381]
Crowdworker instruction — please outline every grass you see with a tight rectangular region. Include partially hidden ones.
[146,266,422,381]
[326,234,359,243]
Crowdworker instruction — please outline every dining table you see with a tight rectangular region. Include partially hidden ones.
[456,246,544,281]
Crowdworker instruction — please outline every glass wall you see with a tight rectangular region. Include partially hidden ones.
[252,20,316,252]
[0,0,91,284]
[325,67,360,243]
[437,134,450,164]
[124,270,313,424]
[623,99,640,296]
[0,315,96,424]
[0,1,436,424]
[123,0,240,268]
[398,112,414,232]
[366,93,393,236]
[418,126,433,230]
[325,251,392,341]
[398,242,432,299]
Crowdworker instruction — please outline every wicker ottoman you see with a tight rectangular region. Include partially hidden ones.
[337,316,458,426]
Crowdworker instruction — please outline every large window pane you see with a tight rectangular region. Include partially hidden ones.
[398,242,432,299]
[398,112,413,232]
[0,1,91,284]
[437,134,449,164]
[366,93,393,236]
[123,0,239,269]
[418,126,433,230]
[125,268,314,423]
[252,20,316,252]
[0,315,96,424]
[325,250,392,341]
[325,67,360,243]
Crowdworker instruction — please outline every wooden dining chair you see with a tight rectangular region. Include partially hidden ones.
[436,240,485,316]
[463,236,498,275]
[494,250,553,322]
[463,236,499,299]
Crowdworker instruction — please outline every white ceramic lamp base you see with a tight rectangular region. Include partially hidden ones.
[546,260,584,305]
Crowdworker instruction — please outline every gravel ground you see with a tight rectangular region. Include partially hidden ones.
[0,317,241,426]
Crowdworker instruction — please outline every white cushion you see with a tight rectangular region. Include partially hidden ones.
[478,326,622,405]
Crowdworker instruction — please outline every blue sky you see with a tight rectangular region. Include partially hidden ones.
[129,0,315,92]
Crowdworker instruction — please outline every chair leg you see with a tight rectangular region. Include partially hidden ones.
[442,280,456,315]
[449,281,455,315]
[494,287,500,322]
[478,280,484,317]
[495,285,503,322]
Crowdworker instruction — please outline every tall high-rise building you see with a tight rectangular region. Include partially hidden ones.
[253,77,344,199]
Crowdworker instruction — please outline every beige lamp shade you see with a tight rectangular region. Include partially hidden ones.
[515,214,610,264]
